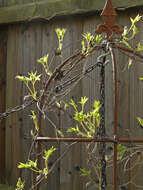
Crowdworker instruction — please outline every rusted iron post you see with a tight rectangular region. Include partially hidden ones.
[96,0,122,189]
[110,47,118,190]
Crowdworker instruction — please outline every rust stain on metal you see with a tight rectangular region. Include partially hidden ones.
[96,0,123,37]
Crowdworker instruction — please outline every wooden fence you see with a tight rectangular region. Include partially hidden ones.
[0,1,143,189]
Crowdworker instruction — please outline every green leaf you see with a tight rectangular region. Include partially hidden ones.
[81,40,86,54]
[133,25,139,35]
[55,28,61,36]
[137,117,143,126]
[61,28,66,37]
[94,34,102,43]
[38,57,45,64]
[97,163,101,169]
[93,101,100,110]
[16,178,24,190]
[79,96,88,105]
[64,102,68,110]
[55,28,66,55]
[137,43,143,51]
[83,32,94,44]
[130,14,142,24]
[16,76,31,82]
[18,160,37,169]
[74,111,84,122]
[43,146,56,161]
[70,99,77,110]
[80,168,91,176]
[28,160,37,168]
[30,111,39,132]
[117,144,126,153]
[67,127,77,133]
[44,54,49,64]
[30,130,35,138]
[29,71,41,82]
[57,129,64,137]
[18,162,31,169]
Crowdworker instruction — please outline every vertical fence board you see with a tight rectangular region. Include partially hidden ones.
[58,17,83,190]
[6,25,22,184]
[0,27,7,183]
[41,21,61,190]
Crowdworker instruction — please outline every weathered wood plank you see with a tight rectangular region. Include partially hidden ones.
[59,17,83,190]
[6,25,22,184]
[0,27,7,183]
[40,22,61,190]
[19,23,43,188]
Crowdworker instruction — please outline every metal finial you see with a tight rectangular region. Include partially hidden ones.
[96,0,123,38]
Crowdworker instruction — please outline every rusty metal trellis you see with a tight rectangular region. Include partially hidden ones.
[35,1,143,190]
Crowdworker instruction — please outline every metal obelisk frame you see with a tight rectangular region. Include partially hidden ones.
[36,0,122,190]
[35,1,143,190]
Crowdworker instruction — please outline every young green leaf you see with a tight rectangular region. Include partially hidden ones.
[130,14,142,25]
[55,28,66,55]
[81,40,86,54]
[117,144,126,153]
[70,99,77,110]
[94,34,102,43]
[137,43,143,51]
[74,111,85,122]
[80,168,91,176]
[137,117,143,126]
[79,96,88,106]
[67,127,78,133]
[18,162,31,169]
[43,146,56,161]
[57,129,64,137]
[30,111,39,132]
[16,178,24,190]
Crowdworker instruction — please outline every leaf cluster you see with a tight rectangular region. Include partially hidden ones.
[81,33,102,56]
[67,97,100,138]
[18,146,56,180]
[38,54,52,76]
[122,14,143,50]
[16,71,41,101]
[55,28,66,56]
